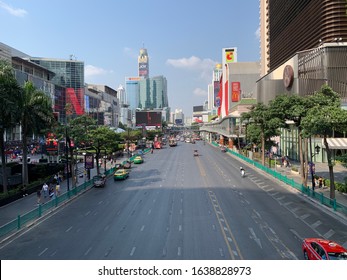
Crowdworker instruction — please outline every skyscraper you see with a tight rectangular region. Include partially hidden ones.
[260,0,347,76]
[138,48,149,78]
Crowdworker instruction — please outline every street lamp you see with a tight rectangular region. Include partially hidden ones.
[65,126,70,192]
[127,128,130,158]
[310,140,321,191]
[104,149,107,173]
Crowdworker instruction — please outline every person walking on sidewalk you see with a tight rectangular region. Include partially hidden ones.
[55,182,60,196]
[36,188,42,205]
[42,182,48,199]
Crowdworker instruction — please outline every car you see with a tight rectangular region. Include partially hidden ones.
[114,169,129,180]
[302,238,347,260]
[133,156,144,164]
[93,174,106,187]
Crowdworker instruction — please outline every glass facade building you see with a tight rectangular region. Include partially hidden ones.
[28,58,85,118]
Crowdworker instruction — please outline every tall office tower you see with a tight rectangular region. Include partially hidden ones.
[151,75,168,109]
[260,0,347,76]
[125,77,140,110]
[138,75,168,109]
[117,84,126,105]
[138,48,149,78]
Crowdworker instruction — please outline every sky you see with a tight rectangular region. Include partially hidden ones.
[0,0,260,116]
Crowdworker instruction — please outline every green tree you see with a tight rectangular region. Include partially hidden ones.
[269,94,312,186]
[302,85,347,199]
[89,126,117,175]
[19,81,55,186]
[241,103,282,165]
[0,59,22,193]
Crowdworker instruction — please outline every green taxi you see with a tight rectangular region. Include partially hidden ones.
[114,169,129,181]
[133,156,144,164]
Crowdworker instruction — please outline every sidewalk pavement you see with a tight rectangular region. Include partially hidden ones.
[273,161,347,214]
[0,155,130,228]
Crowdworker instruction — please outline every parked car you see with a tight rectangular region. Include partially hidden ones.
[93,174,106,188]
[133,156,144,164]
[302,238,347,260]
[114,169,129,181]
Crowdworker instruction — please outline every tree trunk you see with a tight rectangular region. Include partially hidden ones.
[299,134,305,185]
[261,129,265,166]
[21,130,29,186]
[324,136,335,199]
[69,145,75,188]
[0,130,8,193]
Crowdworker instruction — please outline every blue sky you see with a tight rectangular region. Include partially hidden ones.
[0,0,260,116]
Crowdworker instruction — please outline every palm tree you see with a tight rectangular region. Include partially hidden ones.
[0,59,22,194]
[19,81,55,186]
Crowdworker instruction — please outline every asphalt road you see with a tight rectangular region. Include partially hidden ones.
[0,141,346,260]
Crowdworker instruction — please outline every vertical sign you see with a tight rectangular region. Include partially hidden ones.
[232,82,240,102]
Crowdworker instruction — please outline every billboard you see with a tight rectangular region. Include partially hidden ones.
[136,111,162,127]
[223,48,237,63]
[232,82,240,102]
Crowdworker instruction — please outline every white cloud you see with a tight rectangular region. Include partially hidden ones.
[0,1,27,17]
[193,87,207,97]
[166,56,217,83]
[166,56,216,71]
[85,65,108,77]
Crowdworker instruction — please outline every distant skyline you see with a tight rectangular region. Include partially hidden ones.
[0,0,260,116]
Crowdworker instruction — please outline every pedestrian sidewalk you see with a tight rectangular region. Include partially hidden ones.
[0,155,130,229]
[273,161,347,217]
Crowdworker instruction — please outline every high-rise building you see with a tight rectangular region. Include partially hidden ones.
[138,75,168,110]
[150,75,168,109]
[125,77,141,110]
[138,48,149,78]
[260,0,347,76]
[28,57,85,117]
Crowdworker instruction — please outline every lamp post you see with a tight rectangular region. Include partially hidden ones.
[65,126,70,192]
[82,152,86,183]
[127,128,130,158]
[104,149,107,173]
[75,147,79,184]
[309,138,321,191]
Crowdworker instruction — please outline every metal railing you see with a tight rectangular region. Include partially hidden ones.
[0,149,150,239]
[212,142,347,216]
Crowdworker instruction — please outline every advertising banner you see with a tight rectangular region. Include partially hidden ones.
[232,82,240,102]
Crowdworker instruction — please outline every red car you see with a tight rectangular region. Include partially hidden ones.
[302,238,347,260]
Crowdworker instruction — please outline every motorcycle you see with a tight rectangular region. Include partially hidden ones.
[193,150,199,156]
[241,169,245,177]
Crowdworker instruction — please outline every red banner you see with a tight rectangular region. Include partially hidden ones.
[232,82,240,102]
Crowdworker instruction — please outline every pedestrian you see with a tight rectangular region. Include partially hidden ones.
[36,188,42,205]
[318,177,323,188]
[55,182,60,196]
[21,185,28,197]
[42,182,49,198]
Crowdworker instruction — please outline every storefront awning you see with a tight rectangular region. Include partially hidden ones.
[324,138,347,149]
